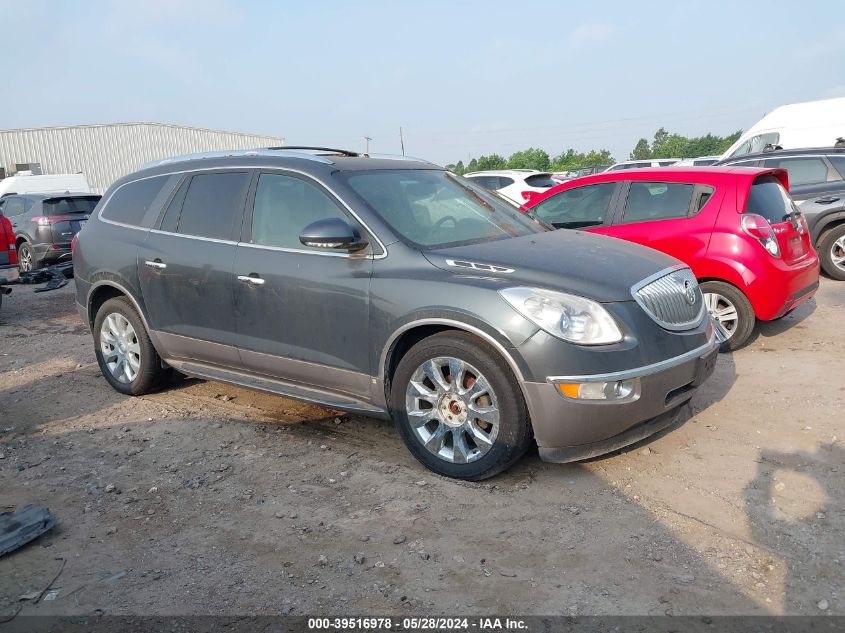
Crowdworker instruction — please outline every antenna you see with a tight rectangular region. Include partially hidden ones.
[399,127,405,156]
[364,136,372,155]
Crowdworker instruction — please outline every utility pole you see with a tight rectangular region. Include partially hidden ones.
[399,127,405,156]
[364,136,372,155]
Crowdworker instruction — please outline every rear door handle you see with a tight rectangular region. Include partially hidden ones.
[144,260,167,270]
[237,274,265,286]
[813,196,840,204]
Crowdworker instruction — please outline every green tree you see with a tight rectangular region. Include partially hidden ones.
[466,158,478,173]
[507,148,550,171]
[475,154,507,171]
[630,138,651,160]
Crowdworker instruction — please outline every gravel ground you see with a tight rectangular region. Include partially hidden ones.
[0,279,843,617]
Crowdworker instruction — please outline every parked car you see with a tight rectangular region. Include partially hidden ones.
[463,169,558,204]
[0,173,93,197]
[551,166,611,182]
[717,147,845,280]
[524,166,819,350]
[719,97,845,161]
[674,156,720,167]
[604,159,681,172]
[0,212,19,310]
[73,148,718,479]
[0,192,100,271]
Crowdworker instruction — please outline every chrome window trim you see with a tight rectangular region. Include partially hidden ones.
[630,264,706,332]
[96,164,389,260]
[547,330,717,383]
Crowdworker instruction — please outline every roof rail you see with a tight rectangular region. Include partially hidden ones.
[267,146,359,157]
[140,148,336,169]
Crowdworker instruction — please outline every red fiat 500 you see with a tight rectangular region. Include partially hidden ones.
[524,167,820,350]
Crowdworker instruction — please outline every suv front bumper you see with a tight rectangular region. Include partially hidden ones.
[523,331,719,462]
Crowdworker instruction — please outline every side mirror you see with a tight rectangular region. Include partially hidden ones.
[299,218,368,252]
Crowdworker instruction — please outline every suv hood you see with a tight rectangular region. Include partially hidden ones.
[424,229,680,302]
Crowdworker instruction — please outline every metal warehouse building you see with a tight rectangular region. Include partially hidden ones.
[0,122,286,193]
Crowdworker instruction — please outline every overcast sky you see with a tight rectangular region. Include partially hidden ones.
[3,0,844,164]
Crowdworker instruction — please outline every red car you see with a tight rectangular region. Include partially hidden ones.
[524,167,820,350]
[1,212,20,310]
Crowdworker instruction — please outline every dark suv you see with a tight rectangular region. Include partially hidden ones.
[73,148,718,479]
[0,192,100,271]
[717,147,845,279]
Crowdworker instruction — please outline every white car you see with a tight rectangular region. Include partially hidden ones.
[604,159,681,172]
[674,156,720,166]
[463,169,558,204]
[0,173,93,197]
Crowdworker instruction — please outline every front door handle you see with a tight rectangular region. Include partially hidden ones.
[813,196,840,205]
[237,274,265,286]
[144,259,167,270]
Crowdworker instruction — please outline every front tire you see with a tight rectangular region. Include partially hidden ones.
[818,224,845,281]
[93,297,164,395]
[390,332,532,480]
[700,281,755,352]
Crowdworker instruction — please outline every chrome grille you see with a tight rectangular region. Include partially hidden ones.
[632,268,705,331]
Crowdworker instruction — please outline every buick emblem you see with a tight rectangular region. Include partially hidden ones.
[683,279,696,305]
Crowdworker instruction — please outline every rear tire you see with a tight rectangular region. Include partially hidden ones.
[93,297,164,396]
[700,281,755,352]
[818,224,845,281]
[18,242,36,272]
[389,331,532,480]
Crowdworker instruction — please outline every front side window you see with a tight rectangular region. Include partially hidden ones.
[341,169,543,249]
[176,172,250,240]
[531,183,616,229]
[103,175,172,227]
[622,182,695,222]
[250,173,348,250]
[763,157,830,186]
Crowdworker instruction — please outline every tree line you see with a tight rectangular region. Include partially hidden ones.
[445,128,743,175]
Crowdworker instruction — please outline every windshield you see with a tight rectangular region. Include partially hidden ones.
[340,170,545,249]
[43,196,100,216]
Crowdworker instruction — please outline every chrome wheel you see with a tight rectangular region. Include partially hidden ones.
[19,245,33,272]
[704,292,739,342]
[405,356,500,464]
[831,235,845,272]
[100,312,141,384]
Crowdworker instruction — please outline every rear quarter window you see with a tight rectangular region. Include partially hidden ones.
[746,176,795,224]
[101,175,176,227]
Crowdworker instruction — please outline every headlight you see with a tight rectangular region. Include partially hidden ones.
[499,287,623,345]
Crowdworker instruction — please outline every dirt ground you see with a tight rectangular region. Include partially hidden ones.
[0,279,842,617]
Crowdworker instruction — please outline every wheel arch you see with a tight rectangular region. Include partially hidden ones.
[380,319,530,412]
[812,211,845,245]
[86,280,153,336]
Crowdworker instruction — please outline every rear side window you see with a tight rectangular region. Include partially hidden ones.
[1,197,27,217]
[42,196,100,216]
[102,176,171,227]
[532,183,616,229]
[746,177,795,224]
[524,174,557,188]
[496,177,515,188]
[764,157,831,186]
[622,182,694,222]
[175,172,250,240]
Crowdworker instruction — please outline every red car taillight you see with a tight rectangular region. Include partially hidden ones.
[71,234,78,255]
[741,213,780,258]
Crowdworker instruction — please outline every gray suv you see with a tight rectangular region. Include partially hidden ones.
[74,148,718,479]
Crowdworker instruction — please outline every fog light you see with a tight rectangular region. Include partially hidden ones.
[555,378,640,401]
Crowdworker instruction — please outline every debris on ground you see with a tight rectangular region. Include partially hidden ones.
[0,505,57,557]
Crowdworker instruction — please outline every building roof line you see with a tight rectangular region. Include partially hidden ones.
[0,122,284,142]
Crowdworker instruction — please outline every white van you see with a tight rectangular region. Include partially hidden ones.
[0,173,92,197]
[720,97,845,160]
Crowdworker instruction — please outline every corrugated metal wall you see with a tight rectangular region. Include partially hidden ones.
[0,123,285,193]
